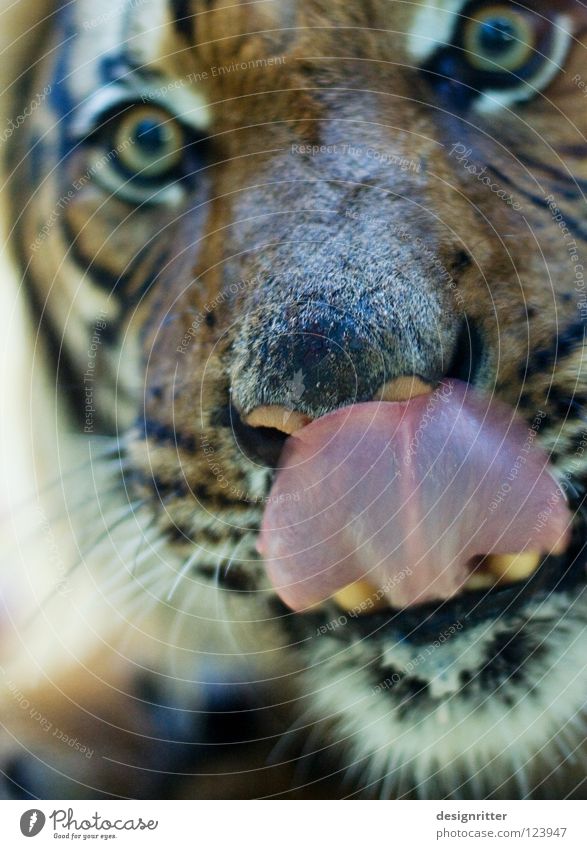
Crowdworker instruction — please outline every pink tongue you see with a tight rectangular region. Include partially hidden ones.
[257,380,571,611]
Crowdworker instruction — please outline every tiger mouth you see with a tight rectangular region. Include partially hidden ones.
[283,542,586,644]
[255,380,571,619]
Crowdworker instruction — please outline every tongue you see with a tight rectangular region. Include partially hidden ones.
[257,380,571,611]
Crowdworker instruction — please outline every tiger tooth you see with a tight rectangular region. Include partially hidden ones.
[333,580,387,614]
[485,552,542,583]
[465,571,496,591]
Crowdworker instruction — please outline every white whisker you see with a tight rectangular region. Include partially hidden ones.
[167,545,203,601]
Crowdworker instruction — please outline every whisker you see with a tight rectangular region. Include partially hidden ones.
[166,580,203,678]
[88,527,165,603]
[8,439,128,519]
[103,562,170,618]
[72,499,147,563]
[267,702,318,767]
[117,573,179,653]
[290,718,325,789]
[21,499,147,632]
[130,534,169,578]
[64,534,172,653]
[104,585,172,658]
[130,513,162,575]
[214,535,249,651]
[8,482,132,556]
[166,546,204,601]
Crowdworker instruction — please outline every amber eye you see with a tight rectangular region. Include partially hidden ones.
[424,0,570,108]
[114,105,184,179]
[463,5,536,73]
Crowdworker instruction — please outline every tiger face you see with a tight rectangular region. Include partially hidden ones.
[9,0,587,797]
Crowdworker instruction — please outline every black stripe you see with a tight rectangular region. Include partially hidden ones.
[13,223,117,431]
[170,0,195,38]
[21,273,89,428]
[61,216,171,302]
[486,163,587,241]
[140,417,198,453]
[519,320,587,379]
[515,150,587,197]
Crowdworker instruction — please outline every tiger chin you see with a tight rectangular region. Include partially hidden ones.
[0,0,587,800]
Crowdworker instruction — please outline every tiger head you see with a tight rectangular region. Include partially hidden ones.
[8,0,587,797]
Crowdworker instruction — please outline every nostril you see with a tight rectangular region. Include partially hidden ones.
[446,318,486,385]
[229,406,292,468]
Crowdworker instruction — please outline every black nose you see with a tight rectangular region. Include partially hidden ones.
[234,308,385,421]
[279,322,383,411]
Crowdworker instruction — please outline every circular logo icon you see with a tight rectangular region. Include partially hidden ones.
[19,810,46,837]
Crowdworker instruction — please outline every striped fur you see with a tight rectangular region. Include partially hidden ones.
[1,0,587,798]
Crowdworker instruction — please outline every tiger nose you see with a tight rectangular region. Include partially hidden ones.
[236,316,387,420]
[236,376,434,467]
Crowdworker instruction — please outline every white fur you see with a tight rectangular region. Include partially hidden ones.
[304,592,587,797]
[407,0,467,62]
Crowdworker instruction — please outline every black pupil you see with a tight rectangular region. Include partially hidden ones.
[478,17,518,55]
[134,118,168,154]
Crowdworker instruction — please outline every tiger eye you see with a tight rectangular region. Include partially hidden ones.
[115,106,184,178]
[463,5,535,72]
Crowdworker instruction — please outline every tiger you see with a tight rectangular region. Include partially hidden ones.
[0,0,586,800]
